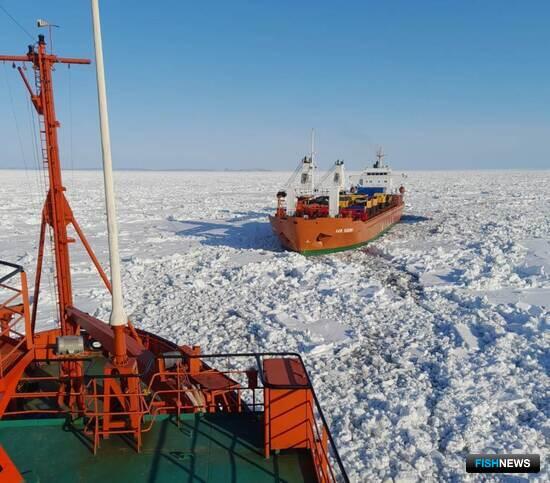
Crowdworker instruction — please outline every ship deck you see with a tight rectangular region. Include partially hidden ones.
[0,413,316,482]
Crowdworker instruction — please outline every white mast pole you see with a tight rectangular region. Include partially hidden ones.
[310,128,315,193]
[91,0,127,328]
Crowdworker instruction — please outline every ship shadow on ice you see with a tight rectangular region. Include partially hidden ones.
[169,213,282,251]
[400,214,431,224]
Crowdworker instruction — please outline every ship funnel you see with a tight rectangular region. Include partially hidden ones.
[91,0,127,355]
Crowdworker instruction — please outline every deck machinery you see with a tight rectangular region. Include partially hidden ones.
[270,150,404,255]
[0,4,347,482]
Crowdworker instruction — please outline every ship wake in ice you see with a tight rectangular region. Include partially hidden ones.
[1,169,548,481]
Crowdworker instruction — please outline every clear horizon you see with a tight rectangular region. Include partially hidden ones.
[1,1,549,171]
[1,167,548,173]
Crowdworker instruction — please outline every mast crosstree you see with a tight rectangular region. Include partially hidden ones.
[1,35,91,336]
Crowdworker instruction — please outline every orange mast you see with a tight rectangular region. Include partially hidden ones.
[0,35,90,335]
[0,28,348,481]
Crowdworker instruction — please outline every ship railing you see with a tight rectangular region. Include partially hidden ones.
[81,377,148,453]
[339,193,402,219]
[295,188,316,197]
[145,368,263,411]
[2,368,91,417]
[1,376,246,420]
[0,261,32,379]
[76,364,264,454]
[160,352,349,483]
[82,352,348,481]
[0,351,348,482]
[80,368,265,426]
[0,367,257,417]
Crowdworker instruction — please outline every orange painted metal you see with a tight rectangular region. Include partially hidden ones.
[0,37,140,425]
[71,216,112,294]
[101,358,142,449]
[111,325,128,366]
[66,307,141,357]
[0,37,90,336]
[0,269,32,383]
[270,199,404,254]
[0,37,140,357]
[263,358,334,482]
[0,445,23,482]
[29,44,81,334]
[0,266,33,417]
[0,37,346,481]
[30,213,46,334]
[263,358,311,453]
[265,387,312,450]
[189,370,241,413]
[69,220,144,348]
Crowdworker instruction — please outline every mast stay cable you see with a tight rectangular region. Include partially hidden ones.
[26,67,58,325]
[2,62,37,208]
[68,65,75,187]
[0,4,34,41]
[3,57,57,325]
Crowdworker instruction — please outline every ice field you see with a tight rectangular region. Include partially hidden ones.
[1,169,549,481]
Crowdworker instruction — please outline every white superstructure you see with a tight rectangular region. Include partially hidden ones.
[350,147,394,195]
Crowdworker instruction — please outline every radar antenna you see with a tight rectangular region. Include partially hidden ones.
[374,146,386,168]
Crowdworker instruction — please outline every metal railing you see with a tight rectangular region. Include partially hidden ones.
[180,352,349,483]
[1,349,348,482]
[0,261,32,378]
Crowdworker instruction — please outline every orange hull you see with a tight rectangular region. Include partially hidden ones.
[269,203,404,254]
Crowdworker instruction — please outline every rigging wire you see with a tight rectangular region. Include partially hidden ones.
[0,4,60,326]
[2,60,57,325]
[26,89,42,181]
[68,64,75,188]
[25,65,58,325]
[2,62,41,215]
[317,164,336,188]
[46,225,59,326]
[3,64,30,174]
[24,68,47,203]
[0,4,34,41]
[282,162,303,189]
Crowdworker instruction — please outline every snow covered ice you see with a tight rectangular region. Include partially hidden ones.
[1,169,548,481]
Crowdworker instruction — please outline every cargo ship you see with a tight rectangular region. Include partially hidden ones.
[0,3,347,482]
[270,146,405,255]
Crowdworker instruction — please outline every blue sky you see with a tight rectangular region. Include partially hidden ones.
[1,0,549,170]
